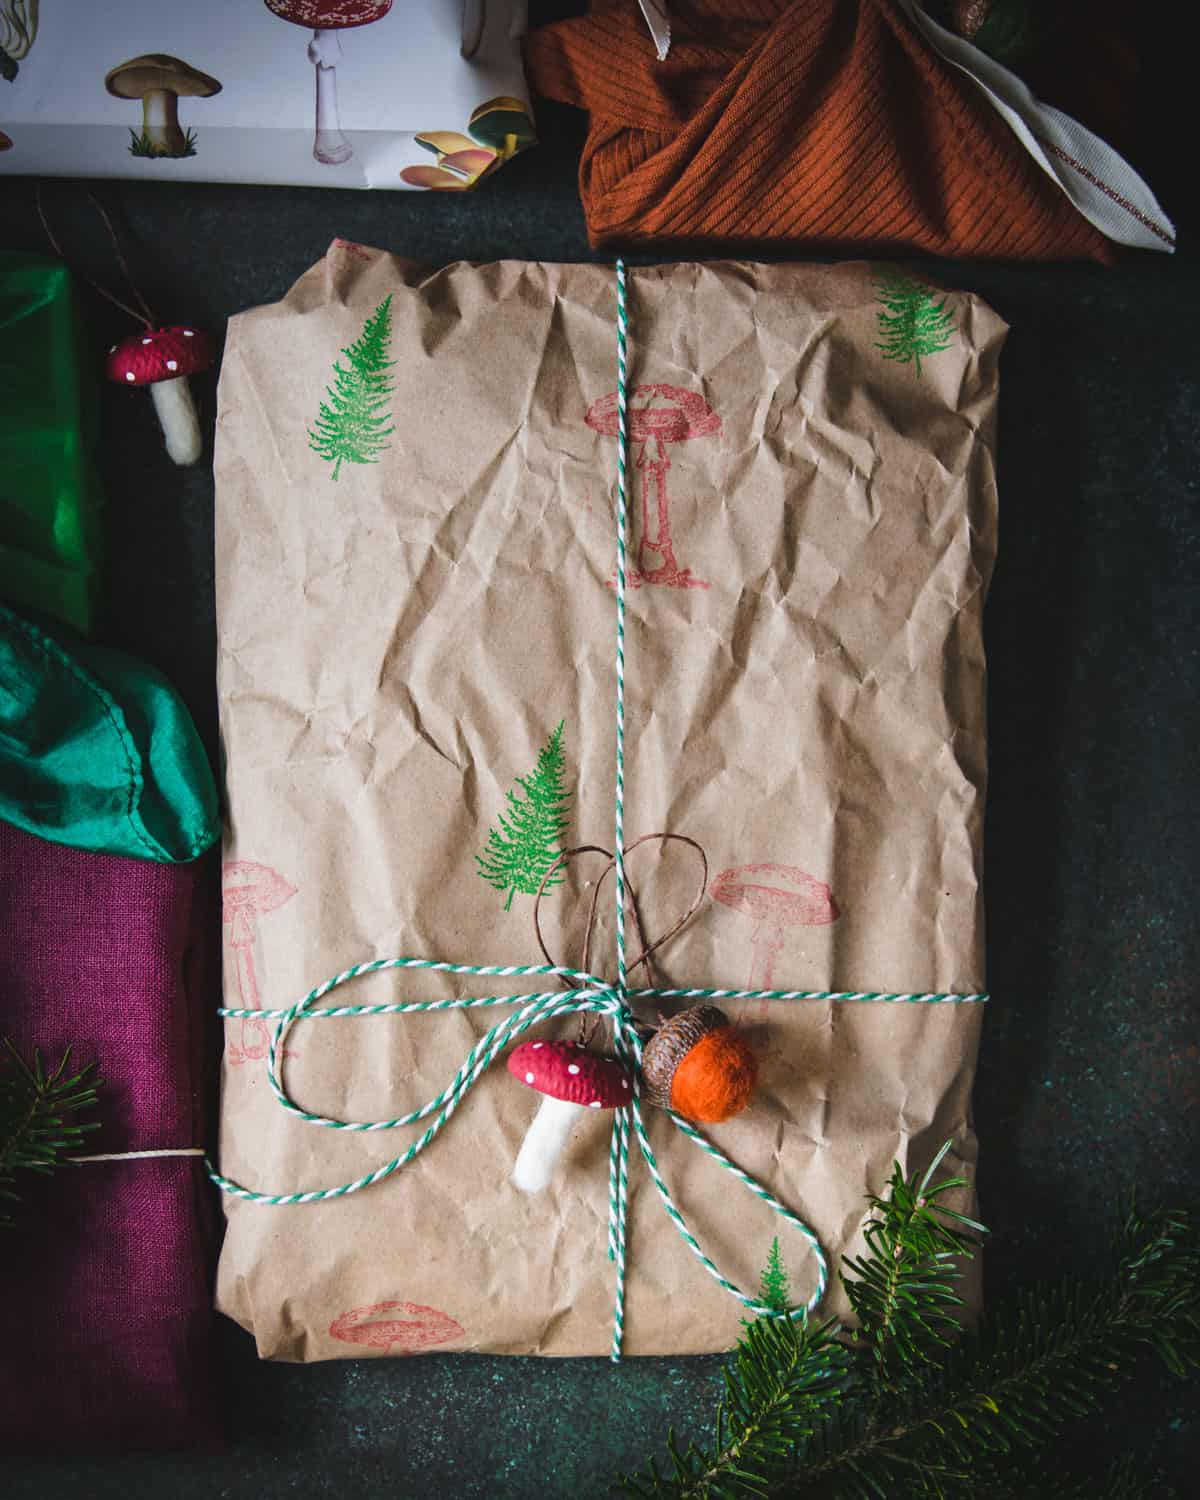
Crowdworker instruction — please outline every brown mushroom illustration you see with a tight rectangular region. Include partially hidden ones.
[710,864,839,1023]
[0,129,11,152]
[586,382,722,589]
[507,1040,632,1192]
[223,861,297,1065]
[1,0,39,83]
[105,54,221,159]
[641,1005,759,1123]
[265,0,393,166]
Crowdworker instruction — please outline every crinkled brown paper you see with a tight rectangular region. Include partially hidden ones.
[213,244,1005,1360]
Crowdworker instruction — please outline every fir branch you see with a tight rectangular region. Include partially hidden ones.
[0,1039,101,1227]
[842,1139,984,1391]
[619,1147,1199,1500]
[621,1314,854,1500]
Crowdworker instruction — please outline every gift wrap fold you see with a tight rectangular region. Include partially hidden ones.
[214,247,1004,1360]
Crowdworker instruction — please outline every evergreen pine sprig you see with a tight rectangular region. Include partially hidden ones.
[0,1039,101,1227]
[621,1312,855,1500]
[620,1148,1199,1499]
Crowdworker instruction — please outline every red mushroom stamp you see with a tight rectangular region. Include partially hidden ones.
[329,1301,464,1353]
[710,864,840,1025]
[223,861,297,1066]
[586,384,722,590]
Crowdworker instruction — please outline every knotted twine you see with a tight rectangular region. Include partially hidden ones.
[208,260,988,1361]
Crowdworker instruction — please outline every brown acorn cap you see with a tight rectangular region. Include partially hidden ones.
[640,1005,730,1109]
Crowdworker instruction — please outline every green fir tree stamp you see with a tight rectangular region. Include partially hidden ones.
[758,1235,791,1313]
[308,294,396,479]
[873,269,955,377]
[477,722,571,912]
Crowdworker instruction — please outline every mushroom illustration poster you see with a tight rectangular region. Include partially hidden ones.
[0,0,532,188]
[213,251,1002,1360]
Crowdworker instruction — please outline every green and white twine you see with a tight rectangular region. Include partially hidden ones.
[209,261,988,1361]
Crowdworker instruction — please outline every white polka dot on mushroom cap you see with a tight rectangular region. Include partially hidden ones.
[622,1078,629,1088]
[166,360,178,371]
[142,338,151,345]
[525,1072,534,1084]
[588,1100,602,1108]
[532,1042,543,1050]
[182,329,193,336]
[567,1063,580,1075]
[125,372,135,382]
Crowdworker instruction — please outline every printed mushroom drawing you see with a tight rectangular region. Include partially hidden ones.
[460,0,485,58]
[586,383,721,589]
[106,325,215,467]
[507,1040,632,1193]
[710,863,840,1024]
[641,1005,759,1123]
[105,54,221,159]
[329,1301,464,1353]
[1,0,38,84]
[264,0,393,166]
[0,129,11,151]
[222,861,297,1065]
[402,97,536,191]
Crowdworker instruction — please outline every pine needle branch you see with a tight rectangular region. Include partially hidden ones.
[620,1314,855,1499]
[0,1038,101,1227]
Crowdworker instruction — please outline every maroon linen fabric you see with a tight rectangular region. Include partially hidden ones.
[0,822,220,1450]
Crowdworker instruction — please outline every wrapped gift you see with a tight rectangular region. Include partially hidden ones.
[0,252,104,634]
[213,247,1003,1359]
[0,0,533,192]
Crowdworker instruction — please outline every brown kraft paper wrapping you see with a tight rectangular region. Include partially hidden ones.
[213,245,1005,1361]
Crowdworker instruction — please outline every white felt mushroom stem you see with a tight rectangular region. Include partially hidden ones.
[512,1096,588,1194]
[150,377,203,467]
[308,29,352,165]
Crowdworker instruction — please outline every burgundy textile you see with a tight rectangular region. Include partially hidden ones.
[0,821,220,1450]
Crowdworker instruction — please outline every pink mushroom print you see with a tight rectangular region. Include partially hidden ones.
[264,0,393,166]
[329,1301,464,1353]
[586,383,722,589]
[222,861,297,1065]
[710,864,839,1024]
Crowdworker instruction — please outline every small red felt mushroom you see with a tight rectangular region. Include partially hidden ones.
[507,1039,631,1193]
[106,324,214,466]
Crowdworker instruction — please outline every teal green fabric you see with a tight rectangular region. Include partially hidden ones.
[0,251,105,634]
[0,604,219,863]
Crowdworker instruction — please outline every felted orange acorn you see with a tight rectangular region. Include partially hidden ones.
[640,1006,758,1123]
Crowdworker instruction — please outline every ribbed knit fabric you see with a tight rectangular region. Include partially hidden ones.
[0,823,220,1450]
[524,0,1116,261]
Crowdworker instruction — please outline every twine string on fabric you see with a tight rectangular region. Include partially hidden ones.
[208,260,989,1361]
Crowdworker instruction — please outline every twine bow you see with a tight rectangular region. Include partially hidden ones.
[209,261,988,1360]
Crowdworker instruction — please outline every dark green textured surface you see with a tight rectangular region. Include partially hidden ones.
[1,6,1197,1493]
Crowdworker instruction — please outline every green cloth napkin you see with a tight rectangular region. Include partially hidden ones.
[0,251,104,634]
[0,604,218,862]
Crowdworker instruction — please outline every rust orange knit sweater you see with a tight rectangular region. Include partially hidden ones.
[523,0,1115,261]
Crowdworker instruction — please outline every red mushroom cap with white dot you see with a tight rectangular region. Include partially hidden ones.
[106,326,215,387]
[507,1040,631,1109]
[264,0,393,29]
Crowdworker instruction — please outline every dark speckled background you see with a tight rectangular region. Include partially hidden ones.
[1,3,1197,1495]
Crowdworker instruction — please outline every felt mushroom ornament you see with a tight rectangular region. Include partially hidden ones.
[641,1005,759,1123]
[507,1040,632,1193]
[106,325,215,466]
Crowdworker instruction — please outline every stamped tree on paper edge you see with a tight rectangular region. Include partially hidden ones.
[477,722,571,912]
[873,268,956,377]
[308,294,395,479]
